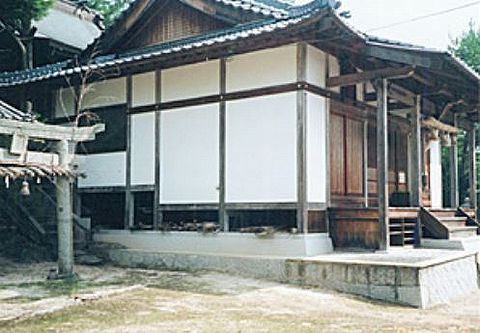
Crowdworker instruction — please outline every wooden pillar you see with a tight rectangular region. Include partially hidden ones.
[468,127,477,210]
[153,70,162,230]
[375,79,389,251]
[219,58,228,231]
[409,95,422,207]
[296,43,308,233]
[124,75,134,229]
[450,116,459,208]
[56,139,74,278]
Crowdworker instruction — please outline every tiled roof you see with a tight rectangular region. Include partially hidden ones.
[0,0,334,87]
[0,100,34,122]
[214,0,291,18]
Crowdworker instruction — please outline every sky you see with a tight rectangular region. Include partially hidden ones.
[336,0,480,50]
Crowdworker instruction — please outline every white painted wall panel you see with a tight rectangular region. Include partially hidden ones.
[328,54,340,93]
[429,140,443,208]
[161,60,219,102]
[226,93,297,203]
[226,44,297,92]
[306,45,326,87]
[306,93,327,203]
[81,77,126,110]
[76,152,126,188]
[132,72,156,107]
[131,112,155,185]
[55,87,76,117]
[160,104,219,204]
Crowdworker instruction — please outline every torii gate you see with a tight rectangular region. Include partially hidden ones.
[0,117,104,278]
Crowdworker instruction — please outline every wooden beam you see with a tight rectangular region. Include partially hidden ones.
[422,116,461,135]
[297,42,308,234]
[439,99,464,122]
[388,83,416,106]
[375,78,389,251]
[327,66,415,88]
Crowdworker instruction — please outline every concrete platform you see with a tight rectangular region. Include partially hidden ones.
[94,236,479,309]
[94,230,334,257]
[421,236,480,253]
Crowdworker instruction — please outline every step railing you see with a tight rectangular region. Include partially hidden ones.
[419,207,450,239]
[457,207,480,235]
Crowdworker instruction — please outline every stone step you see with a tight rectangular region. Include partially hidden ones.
[439,217,468,227]
[430,210,458,218]
[448,226,478,238]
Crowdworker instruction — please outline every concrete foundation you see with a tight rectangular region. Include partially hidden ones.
[94,237,479,309]
[94,230,334,257]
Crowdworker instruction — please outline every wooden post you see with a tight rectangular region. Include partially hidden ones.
[450,115,459,208]
[219,58,228,231]
[468,127,477,210]
[375,79,389,251]
[153,70,162,230]
[409,95,422,207]
[125,76,134,229]
[56,139,74,278]
[324,55,331,234]
[296,43,308,233]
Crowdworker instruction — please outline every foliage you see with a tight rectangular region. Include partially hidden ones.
[449,21,480,74]
[0,0,55,71]
[0,0,55,32]
[440,23,480,208]
[73,0,132,28]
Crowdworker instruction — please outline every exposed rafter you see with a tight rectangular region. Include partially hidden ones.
[326,66,415,88]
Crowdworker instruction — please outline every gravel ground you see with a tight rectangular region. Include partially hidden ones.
[0,257,479,333]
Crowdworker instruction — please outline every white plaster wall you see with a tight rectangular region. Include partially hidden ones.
[55,87,76,117]
[328,54,340,93]
[132,71,156,107]
[429,140,443,208]
[160,104,219,204]
[226,44,297,92]
[306,93,327,203]
[80,77,126,110]
[131,112,155,185]
[76,152,126,187]
[226,92,297,203]
[161,60,219,102]
[306,44,327,87]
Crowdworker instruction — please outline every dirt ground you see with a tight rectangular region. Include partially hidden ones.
[0,257,479,333]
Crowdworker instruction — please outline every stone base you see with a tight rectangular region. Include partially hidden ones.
[94,230,333,257]
[95,245,479,309]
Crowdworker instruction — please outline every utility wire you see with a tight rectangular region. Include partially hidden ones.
[366,1,480,32]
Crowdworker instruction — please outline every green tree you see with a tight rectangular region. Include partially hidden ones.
[74,0,132,28]
[442,23,480,208]
[0,0,55,70]
[449,21,480,74]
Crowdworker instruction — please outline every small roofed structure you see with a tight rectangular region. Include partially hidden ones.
[0,99,104,278]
